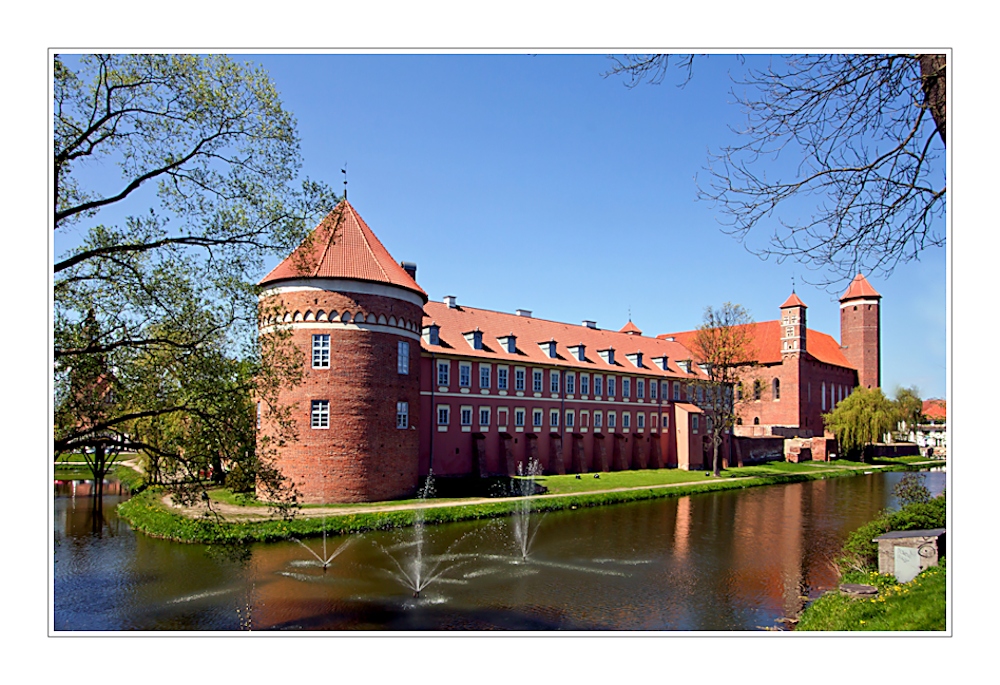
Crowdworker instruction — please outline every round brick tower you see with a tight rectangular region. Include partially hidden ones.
[257,201,427,503]
[839,273,881,390]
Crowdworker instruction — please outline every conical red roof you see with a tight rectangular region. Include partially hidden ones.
[619,320,643,335]
[780,292,807,309]
[840,273,881,301]
[260,201,427,299]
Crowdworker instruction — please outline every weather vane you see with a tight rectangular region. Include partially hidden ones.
[341,164,348,200]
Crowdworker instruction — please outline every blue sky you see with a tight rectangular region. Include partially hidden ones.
[242,53,946,399]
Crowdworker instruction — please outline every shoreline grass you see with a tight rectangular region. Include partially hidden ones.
[115,459,921,545]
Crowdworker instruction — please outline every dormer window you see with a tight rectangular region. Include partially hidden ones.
[567,344,586,362]
[497,334,517,354]
[652,355,669,371]
[598,348,615,365]
[538,340,558,359]
[422,323,440,346]
[678,359,693,374]
[698,363,711,376]
[626,352,643,368]
[464,329,483,350]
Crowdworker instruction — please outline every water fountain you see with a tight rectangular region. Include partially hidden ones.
[510,459,544,561]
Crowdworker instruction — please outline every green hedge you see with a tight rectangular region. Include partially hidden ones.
[839,495,947,572]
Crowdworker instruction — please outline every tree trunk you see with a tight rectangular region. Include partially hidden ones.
[920,54,946,146]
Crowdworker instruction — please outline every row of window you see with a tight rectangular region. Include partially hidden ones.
[312,335,412,375]
[435,360,688,400]
[435,405,675,431]
[310,399,411,429]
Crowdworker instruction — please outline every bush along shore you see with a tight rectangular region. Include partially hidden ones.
[114,459,931,545]
[795,487,947,631]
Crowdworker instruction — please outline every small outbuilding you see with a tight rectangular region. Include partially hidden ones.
[873,528,946,583]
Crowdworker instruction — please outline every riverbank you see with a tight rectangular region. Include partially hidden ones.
[115,457,935,544]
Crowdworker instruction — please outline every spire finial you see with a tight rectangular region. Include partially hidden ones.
[791,274,796,293]
[341,164,348,201]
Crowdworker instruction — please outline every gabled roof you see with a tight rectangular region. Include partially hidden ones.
[619,320,642,335]
[840,273,881,301]
[260,201,427,299]
[922,399,947,421]
[659,320,853,368]
[780,292,807,309]
[422,302,709,379]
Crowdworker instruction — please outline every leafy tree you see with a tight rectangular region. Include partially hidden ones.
[53,54,335,511]
[893,386,923,437]
[692,303,757,476]
[607,54,946,286]
[823,386,896,461]
[893,472,932,508]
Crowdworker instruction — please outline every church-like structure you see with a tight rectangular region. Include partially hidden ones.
[257,202,881,503]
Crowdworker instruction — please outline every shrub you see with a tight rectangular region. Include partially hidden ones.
[839,495,946,572]
[893,472,931,507]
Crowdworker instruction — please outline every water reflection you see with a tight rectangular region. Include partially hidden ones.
[53,470,946,631]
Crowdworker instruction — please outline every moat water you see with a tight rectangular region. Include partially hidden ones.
[53,469,945,631]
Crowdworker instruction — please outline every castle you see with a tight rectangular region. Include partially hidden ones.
[257,202,880,503]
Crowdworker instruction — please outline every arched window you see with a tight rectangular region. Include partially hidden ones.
[736,418,743,425]
[753,417,760,425]
[753,380,762,401]
[773,378,780,400]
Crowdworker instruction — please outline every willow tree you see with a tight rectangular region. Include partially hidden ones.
[823,387,896,461]
[693,303,757,476]
[53,54,336,511]
[893,386,923,438]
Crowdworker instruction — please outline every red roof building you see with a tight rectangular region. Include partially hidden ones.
[257,201,882,502]
[922,399,947,422]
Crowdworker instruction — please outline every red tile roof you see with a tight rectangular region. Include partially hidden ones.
[922,399,947,421]
[423,302,708,380]
[780,292,807,309]
[659,320,853,368]
[619,320,642,335]
[840,273,881,301]
[260,201,427,299]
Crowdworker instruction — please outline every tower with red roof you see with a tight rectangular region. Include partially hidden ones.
[839,274,881,390]
[257,201,427,503]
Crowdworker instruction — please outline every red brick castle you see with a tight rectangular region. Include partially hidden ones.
[258,202,881,503]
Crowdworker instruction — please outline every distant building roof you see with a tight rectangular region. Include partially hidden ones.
[422,302,708,379]
[260,201,427,299]
[922,399,947,421]
[659,320,853,369]
[619,320,642,335]
[780,292,808,309]
[840,273,881,301]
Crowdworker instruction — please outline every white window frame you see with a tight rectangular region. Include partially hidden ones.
[565,372,576,394]
[437,404,450,426]
[637,378,645,399]
[550,370,560,394]
[460,406,473,426]
[312,334,330,369]
[608,411,617,428]
[532,408,544,428]
[311,399,330,429]
[565,410,575,428]
[580,374,590,395]
[673,382,680,401]
[550,409,560,427]
[623,412,631,429]
[396,401,409,429]
[533,369,543,393]
[594,411,603,428]
[514,408,526,427]
[479,406,491,427]
[397,340,410,374]
[594,375,604,397]
[515,367,526,391]
[479,363,491,389]
[622,377,631,398]
[459,362,472,388]
[650,379,657,399]
[437,360,450,386]
[498,366,509,390]
[607,376,616,397]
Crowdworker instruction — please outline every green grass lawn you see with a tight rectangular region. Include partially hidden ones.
[536,468,709,494]
[796,564,946,631]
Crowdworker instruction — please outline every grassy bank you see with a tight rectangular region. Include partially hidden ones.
[796,564,946,631]
[115,460,916,544]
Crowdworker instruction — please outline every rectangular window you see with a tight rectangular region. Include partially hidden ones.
[637,379,645,399]
[437,405,450,425]
[565,410,575,428]
[515,368,526,391]
[580,374,590,395]
[623,412,631,428]
[550,370,560,394]
[594,376,604,397]
[533,369,543,393]
[397,341,409,374]
[566,372,576,395]
[581,411,589,427]
[697,386,704,403]
[637,413,645,429]
[311,399,329,429]
[460,363,472,387]
[498,408,508,426]
[608,411,617,428]
[479,407,490,426]
[661,381,669,399]
[498,366,508,390]
[651,413,658,429]
[594,411,603,428]
[662,413,669,429]
[514,408,526,426]
[396,401,409,429]
[607,376,616,397]
[438,360,450,386]
[673,382,680,401]
[461,406,473,426]
[533,408,543,428]
[693,415,699,433]
[479,363,491,389]
[550,409,560,427]
[650,379,657,399]
[312,334,330,368]
[256,402,261,429]
[623,378,631,398]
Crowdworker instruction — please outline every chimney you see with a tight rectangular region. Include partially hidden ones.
[516,309,532,317]
[400,261,417,281]
[583,320,597,329]
[444,295,458,308]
